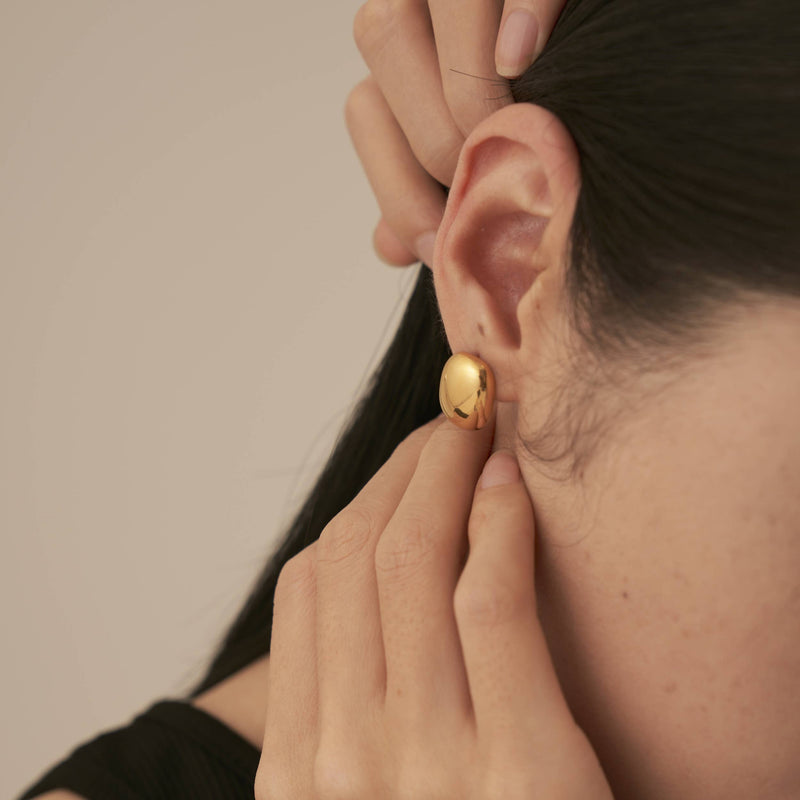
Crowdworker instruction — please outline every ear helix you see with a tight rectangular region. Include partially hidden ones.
[439,352,496,431]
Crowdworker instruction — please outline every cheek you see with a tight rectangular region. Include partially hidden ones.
[533,509,800,800]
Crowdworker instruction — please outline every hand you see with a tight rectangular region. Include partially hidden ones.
[345,0,568,269]
[255,414,614,799]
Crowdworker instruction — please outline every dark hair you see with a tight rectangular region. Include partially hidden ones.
[516,0,799,368]
[188,0,799,696]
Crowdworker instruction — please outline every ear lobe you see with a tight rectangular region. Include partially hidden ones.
[432,103,579,385]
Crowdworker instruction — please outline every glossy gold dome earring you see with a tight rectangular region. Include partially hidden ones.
[439,352,496,431]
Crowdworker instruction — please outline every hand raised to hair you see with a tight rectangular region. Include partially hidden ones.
[345,0,567,268]
[255,414,615,799]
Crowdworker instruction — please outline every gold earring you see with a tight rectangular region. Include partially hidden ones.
[439,352,496,431]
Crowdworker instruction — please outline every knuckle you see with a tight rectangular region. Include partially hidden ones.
[438,90,471,140]
[353,0,403,55]
[394,751,454,800]
[454,576,528,628]
[375,510,441,580]
[343,75,378,130]
[275,547,316,598]
[352,1,376,50]
[478,767,535,800]
[414,134,462,188]
[313,747,371,799]
[253,769,268,800]
[444,87,512,140]
[317,506,376,565]
[254,761,291,800]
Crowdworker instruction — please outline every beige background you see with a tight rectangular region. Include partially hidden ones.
[1,3,416,796]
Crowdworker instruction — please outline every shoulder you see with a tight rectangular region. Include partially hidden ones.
[25,664,270,800]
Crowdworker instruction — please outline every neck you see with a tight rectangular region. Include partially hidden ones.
[520,297,800,548]
[505,297,800,798]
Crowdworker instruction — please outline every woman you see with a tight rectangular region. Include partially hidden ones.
[19,0,800,798]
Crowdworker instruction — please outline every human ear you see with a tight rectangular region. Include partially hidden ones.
[432,103,581,403]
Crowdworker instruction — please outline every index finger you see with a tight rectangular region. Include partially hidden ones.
[376,410,496,722]
[429,0,514,138]
[353,1,467,187]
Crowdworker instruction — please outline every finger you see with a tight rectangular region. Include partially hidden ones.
[314,417,442,727]
[373,217,418,267]
[495,0,569,78]
[261,541,319,788]
[345,76,447,265]
[376,411,495,730]
[455,450,575,758]
[429,0,514,137]
[352,2,464,187]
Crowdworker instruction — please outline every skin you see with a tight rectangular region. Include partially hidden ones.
[32,1,800,798]
[348,0,567,269]
[249,102,800,799]
[430,104,800,798]
[347,4,800,791]
[255,414,615,797]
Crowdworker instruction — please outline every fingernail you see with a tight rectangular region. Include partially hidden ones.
[480,449,520,489]
[415,230,437,267]
[496,10,540,78]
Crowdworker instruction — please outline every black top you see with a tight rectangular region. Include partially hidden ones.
[17,700,261,800]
